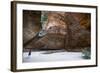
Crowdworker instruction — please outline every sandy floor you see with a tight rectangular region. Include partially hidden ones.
[23,50,84,63]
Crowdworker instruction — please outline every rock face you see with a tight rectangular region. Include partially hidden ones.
[23,11,91,51]
[23,10,41,44]
[64,13,91,51]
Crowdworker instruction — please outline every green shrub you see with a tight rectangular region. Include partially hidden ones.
[82,47,91,59]
[41,14,47,24]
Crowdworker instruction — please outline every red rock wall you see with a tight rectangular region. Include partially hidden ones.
[23,11,91,51]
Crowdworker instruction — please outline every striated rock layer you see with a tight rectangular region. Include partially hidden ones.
[23,11,91,52]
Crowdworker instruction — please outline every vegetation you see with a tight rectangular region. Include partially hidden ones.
[82,47,91,59]
[41,12,48,26]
